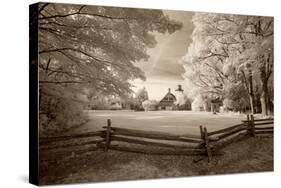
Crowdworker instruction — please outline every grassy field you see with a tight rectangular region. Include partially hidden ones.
[40,135,273,185]
[71,110,246,135]
[40,111,273,185]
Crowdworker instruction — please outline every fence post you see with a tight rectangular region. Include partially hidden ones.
[250,114,255,137]
[203,127,212,162]
[246,114,250,134]
[105,119,112,151]
[200,125,204,139]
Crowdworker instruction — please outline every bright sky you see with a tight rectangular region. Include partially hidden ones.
[131,10,194,100]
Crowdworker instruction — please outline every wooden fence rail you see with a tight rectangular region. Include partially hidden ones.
[99,115,273,162]
[255,127,274,131]
[109,135,200,149]
[207,123,245,136]
[40,131,104,144]
[103,126,204,143]
[40,140,102,150]
[97,142,209,156]
[40,115,273,163]
[241,118,273,122]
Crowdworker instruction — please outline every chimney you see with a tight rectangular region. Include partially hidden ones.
[168,88,171,93]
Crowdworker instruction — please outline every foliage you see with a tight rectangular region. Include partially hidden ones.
[142,100,159,111]
[39,3,182,96]
[191,95,205,111]
[181,13,273,114]
[39,84,88,135]
[134,87,149,105]
[37,3,182,134]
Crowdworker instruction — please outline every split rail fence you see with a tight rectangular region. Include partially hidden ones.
[40,115,273,162]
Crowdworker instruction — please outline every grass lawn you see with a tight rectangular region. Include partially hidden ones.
[40,135,273,185]
[72,110,246,135]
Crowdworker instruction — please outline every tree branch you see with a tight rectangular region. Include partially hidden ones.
[39,80,90,84]
[39,3,50,14]
[198,51,228,61]
[39,5,132,21]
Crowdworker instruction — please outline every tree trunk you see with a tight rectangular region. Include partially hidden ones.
[249,95,254,114]
[248,69,255,114]
[255,93,262,113]
[268,88,273,115]
[259,59,269,116]
[260,80,268,116]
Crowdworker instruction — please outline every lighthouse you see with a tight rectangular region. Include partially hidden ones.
[175,84,184,106]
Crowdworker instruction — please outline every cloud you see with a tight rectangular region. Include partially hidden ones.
[131,10,194,100]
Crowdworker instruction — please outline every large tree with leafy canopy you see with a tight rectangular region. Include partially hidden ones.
[182,13,273,115]
[37,3,182,134]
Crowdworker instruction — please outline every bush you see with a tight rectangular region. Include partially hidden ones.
[191,95,205,111]
[142,100,158,111]
[39,85,88,136]
[134,105,145,111]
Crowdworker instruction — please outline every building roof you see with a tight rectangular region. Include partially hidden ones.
[158,88,176,106]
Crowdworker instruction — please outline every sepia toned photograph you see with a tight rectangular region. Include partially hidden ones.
[29,2,273,185]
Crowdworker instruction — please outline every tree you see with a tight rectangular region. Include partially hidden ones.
[142,100,158,111]
[38,3,182,95]
[135,87,149,105]
[37,3,182,134]
[181,13,273,115]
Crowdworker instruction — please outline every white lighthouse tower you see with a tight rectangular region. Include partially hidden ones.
[175,84,184,107]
